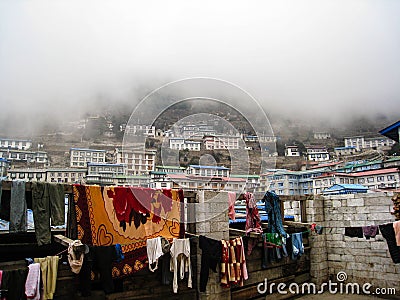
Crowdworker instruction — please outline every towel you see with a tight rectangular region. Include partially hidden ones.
[25,263,41,300]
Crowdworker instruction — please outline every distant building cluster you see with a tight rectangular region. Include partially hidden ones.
[1,119,399,195]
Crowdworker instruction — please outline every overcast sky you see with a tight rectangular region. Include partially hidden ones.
[0,0,399,130]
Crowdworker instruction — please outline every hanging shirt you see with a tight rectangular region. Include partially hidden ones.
[146,237,164,272]
[170,238,192,293]
[199,235,221,292]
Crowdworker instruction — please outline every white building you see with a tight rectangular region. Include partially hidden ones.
[334,146,357,156]
[285,145,300,157]
[149,173,245,193]
[182,124,216,139]
[187,165,230,177]
[70,148,107,168]
[314,168,400,193]
[313,132,331,140]
[169,138,201,151]
[0,158,9,177]
[0,149,48,166]
[203,135,240,150]
[0,138,32,150]
[86,163,125,185]
[46,168,86,183]
[305,145,330,162]
[344,136,395,151]
[115,148,156,175]
[8,168,47,182]
[257,167,331,196]
[124,125,156,138]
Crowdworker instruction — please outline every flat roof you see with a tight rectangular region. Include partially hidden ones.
[87,163,125,167]
[189,165,229,170]
[70,148,106,152]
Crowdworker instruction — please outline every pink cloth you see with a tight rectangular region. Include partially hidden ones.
[0,270,2,288]
[25,263,41,300]
[244,192,262,256]
[393,221,400,246]
[228,192,236,220]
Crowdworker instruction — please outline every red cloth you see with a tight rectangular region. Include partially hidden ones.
[228,192,236,221]
[220,237,248,288]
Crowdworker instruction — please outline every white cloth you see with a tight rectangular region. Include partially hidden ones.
[25,263,41,300]
[146,237,164,272]
[68,240,85,274]
[170,238,192,293]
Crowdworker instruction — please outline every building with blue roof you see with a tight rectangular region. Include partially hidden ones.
[380,120,400,143]
[322,184,368,195]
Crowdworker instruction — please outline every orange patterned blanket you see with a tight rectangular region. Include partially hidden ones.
[73,185,184,277]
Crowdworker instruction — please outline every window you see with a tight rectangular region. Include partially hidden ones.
[58,173,62,177]
[388,175,395,181]
[377,176,384,182]
[367,177,374,183]
[358,178,365,184]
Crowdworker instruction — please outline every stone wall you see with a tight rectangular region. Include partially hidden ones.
[195,191,231,300]
[283,200,302,222]
[284,192,400,293]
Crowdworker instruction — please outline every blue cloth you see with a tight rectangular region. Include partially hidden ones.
[115,244,124,263]
[291,233,304,260]
[263,191,287,237]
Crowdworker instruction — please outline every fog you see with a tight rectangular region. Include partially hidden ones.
[0,0,399,135]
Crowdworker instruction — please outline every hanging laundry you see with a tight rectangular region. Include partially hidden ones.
[48,183,65,226]
[32,182,65,246]
[170,238,192,293]
[68,240,86,274]
[146,237,164,272]
[73,185,184,278]
[391,193,400,220]
[220,237,248,288]
[263,191,287,237]
[115,244,124,263]
[199,235,222,292]
[9,180,27,233]
[393,221,400,246]
[227,191,236,221]
[245,192,262,256]
[362,225,379,240]
[379,223,400,264]
[79,245,117,296]
[315,225,323,235]
[34,256,59,300]
[291,233,304,260]
[1,268,28,300]
[25,262,41,300]
[344,227,363,238]
[161,253,173,286]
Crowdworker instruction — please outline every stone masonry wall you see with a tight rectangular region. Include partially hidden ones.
[309,192,399,292]
[195,191,230,300]
[283,200,302,222]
